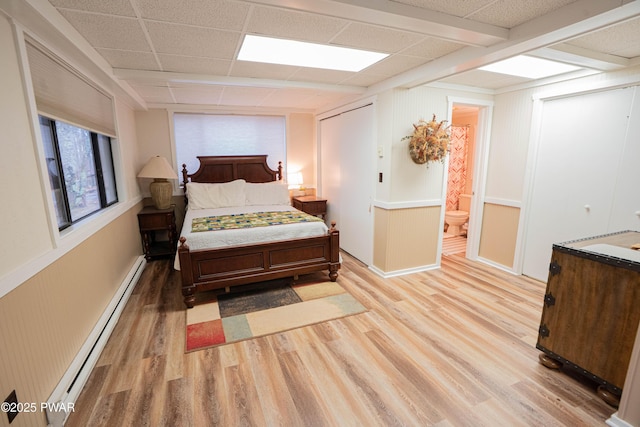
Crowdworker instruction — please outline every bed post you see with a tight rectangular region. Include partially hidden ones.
[328,221,340,281]
[277,161,283,181]
[178,237,196,308]
[181,164,189,205]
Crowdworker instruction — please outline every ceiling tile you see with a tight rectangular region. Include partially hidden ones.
[331,23,425,53]
[288,68,356,85]
[171,85,224,104]
[467,0,576,28]
[246,6,347,43]
[340,73,389,87]
[96,48,159,70]
[364,54,430,76]
[219,86,275,106]
[57,10,151,51]
[565,17,640,58]
[438,69,531,89]
[49,0,135,17]
[400,37,467,59]
[144,21,240,58]
[137,0,249,30]
[129,83,175,103]
[230,61,298,80]
[261,87,355,110]
[157,54,231,75]
[389,0,496,18]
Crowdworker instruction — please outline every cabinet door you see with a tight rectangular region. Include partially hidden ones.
[523,88,633,281]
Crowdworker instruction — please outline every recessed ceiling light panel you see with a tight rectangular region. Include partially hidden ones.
[479,55,581,79]
[238,35,388,72]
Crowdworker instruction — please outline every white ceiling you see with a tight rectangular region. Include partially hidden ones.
[29,0,640,111]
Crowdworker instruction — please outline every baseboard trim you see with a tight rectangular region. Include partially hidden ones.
[369,263,439,278]
[45,256,146,427]
[606,413,634,427]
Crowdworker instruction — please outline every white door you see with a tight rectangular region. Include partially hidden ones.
[522,88,633,281]
[319,104,374,265]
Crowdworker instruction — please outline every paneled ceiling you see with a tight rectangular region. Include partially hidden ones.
[30,0,640,111]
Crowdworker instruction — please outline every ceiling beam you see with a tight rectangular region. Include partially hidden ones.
[531,45,629,71]
[365,0,640,92]
[243,0,508,47]
[113,69,367,94]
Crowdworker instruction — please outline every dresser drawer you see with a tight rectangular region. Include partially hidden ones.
[138,212,174,230]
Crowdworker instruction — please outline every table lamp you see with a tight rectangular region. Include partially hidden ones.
[137,156,178,209]
[288,171,305,196]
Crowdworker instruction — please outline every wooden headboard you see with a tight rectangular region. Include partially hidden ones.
[182,155,283,186]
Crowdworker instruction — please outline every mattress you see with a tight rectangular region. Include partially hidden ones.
[174,204,329,270]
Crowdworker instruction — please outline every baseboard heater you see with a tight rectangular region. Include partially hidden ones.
[45,256,146,427]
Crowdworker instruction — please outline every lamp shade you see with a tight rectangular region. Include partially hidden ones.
[138,156,178,209]
[137,156,178,180]
[287,171,303,189]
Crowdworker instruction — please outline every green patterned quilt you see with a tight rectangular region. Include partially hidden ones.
[192,210,323,233]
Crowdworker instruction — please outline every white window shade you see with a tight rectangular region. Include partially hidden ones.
[26,39,116,137]
[174,113,286,175]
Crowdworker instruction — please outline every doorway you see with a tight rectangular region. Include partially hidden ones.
[441,105,478,256]
[441,98,493,262]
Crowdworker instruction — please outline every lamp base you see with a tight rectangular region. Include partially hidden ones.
[149,178,173,209]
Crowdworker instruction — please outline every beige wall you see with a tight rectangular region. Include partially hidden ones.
[373,206,440,273]
[134,109,316,198]
[287,112,316,187]
[0,12,143,427]
[478,203,520,268]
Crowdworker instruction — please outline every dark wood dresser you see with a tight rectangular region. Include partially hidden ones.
[536,230,640,406]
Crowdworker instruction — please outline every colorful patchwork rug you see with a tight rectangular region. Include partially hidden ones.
[191,210,323,233]
[185,274,367,352]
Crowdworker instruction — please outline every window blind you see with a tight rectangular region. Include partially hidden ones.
[25,39,116,137]
[174,113,286,175]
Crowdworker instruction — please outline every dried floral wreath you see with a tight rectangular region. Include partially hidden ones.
[403,115,450,165]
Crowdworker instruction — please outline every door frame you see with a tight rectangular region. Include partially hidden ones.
[443,96,494,262]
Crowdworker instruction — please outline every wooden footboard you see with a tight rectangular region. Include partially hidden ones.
[178,222,340,308]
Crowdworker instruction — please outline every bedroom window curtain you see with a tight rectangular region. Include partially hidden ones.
[25,38,116,137]
[174,113,286,175]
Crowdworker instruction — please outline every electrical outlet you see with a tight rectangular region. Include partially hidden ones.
[4,390,18,423]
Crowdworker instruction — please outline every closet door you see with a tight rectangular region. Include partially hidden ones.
[522,88,633,281]
[609,86,640,230]
[319,105,374,265]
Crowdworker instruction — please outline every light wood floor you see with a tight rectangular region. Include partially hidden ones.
[66,253,616,426]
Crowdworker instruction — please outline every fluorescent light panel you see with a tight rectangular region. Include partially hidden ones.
[479,55,581,79]
[238,35,388,72]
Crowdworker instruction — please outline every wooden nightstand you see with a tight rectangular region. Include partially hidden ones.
[292,195,327,219]
[137,206,177,261]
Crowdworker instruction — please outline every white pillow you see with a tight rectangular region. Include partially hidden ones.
[245,182,291,206]
[186,180,246,209]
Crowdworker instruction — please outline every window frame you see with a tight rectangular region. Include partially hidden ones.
[40,115,119,231]
[172,112,287,177]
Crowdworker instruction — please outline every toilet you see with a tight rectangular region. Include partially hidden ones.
[445,210,469,236]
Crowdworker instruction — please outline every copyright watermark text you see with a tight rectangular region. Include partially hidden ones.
[1,401,75,413]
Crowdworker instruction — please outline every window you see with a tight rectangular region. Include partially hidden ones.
[39,116,118,230]
[173,113,286,175]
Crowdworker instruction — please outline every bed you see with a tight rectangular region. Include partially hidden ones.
[176,155,340,308]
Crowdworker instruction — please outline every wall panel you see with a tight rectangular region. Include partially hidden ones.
[0,206,141,426]
[478,203,520,268]
[373,206,440,273]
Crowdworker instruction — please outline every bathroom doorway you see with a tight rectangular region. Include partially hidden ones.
[442,104,480,257]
